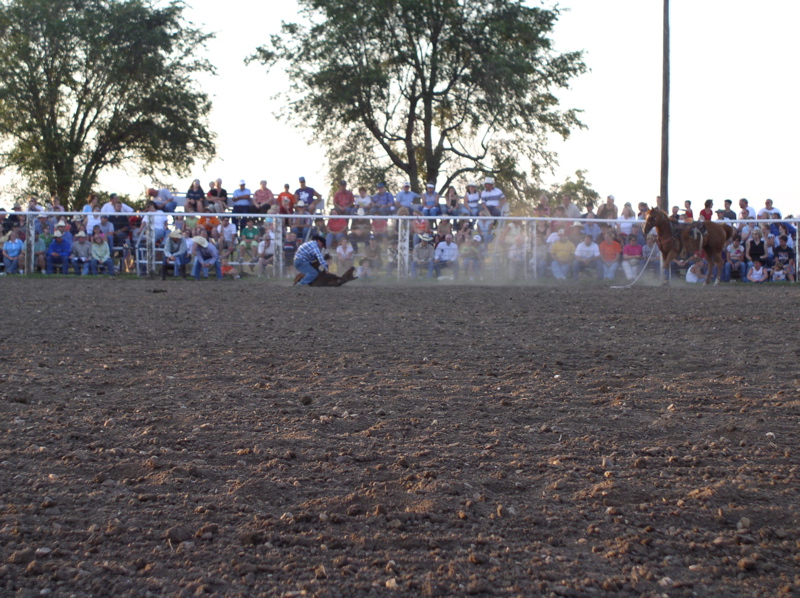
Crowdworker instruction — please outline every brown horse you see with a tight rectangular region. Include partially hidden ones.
[643,207,734,285]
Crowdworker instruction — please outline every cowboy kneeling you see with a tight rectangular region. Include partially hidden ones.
[294,235,329,285]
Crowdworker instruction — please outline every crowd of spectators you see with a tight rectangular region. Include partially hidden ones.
[1,179,796,284]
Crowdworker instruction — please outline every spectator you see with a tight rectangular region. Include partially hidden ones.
[475,207,495,243]
[333,180,355,214]
[295,177,323,214]
[70,231,92,275]
[745,257,768,283]
[395,182,420,211]
[283,231,298,276]
[220,257,241,279]
[685,260,706,283]
[162,230,187,279]
[410,232,435,278]
[2,231,23,274]
[771,260,788,282]
[617,203,636,240]
[214,216,238,259]
[207,178,228,213]
[46,230,71,274]
[238,219,260,270]
[364,237,383,271]
[772,235,796,282]
[421,183,440,217]
[479,177,505,217]
[506,235,527,279]
[573,234,600,279]
[231,179,253,227]
[598,232,622,280]
[454,219,473,246]
[147,186,177,212]
[721,199,737,221]
[744,229,768,273]
[723,236,745,281]
[31,232,46,273]
[758,198,781,219]
[739,198,756,220]
[88,232,114,276]
[461,234,484,280]
[82,193,100,214]
[464,183,481,216]
[185,180,205,213]
[549,229,575,280]
[699,199,714,221]
[433,233,459,279]
[322,208,345,247]
[349,213,372,252]
[371,216,389,242]
[335,232,354,273]
[621,234,643,280]
[253,180,275,213]
[715,208,733,223]
[354,186,373,213]
[596,194,618,224]
[290,202,312,239]
[54,220,73,245]
[191,236,222,280]
[683,200,694,222]
[669,205,681,221]
[561,193,581,219]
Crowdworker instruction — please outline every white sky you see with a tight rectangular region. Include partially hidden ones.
[2,0,799,215]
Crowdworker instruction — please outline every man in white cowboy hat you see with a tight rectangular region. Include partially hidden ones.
[480,177,505,217]
[411,232,435,278]
[70,231,92,275]
[46,230,71,274]
[191,235,222,280]
[162,230,187,279]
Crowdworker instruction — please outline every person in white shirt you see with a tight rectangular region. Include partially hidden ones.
[433,233,459,279]
[479,177,505,217]
[101,194,135,214]
[757,198,781,219]
[573,234,600,278]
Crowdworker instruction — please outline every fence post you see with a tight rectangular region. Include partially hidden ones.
[397,217,409,280]
[273,216,284,278]
[25,212,35,275]
[146,214,156,277]
[524,220,533,281]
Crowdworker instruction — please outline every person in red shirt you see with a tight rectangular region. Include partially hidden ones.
[683,200,694,223]
[598,232,622,280]
[699,199,713,222]
[326,208,349,248]
[333,181,355,214]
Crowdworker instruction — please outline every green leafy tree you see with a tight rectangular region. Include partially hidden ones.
[547,169,599,211]
[0,0,216,208]
[251,0,586,193]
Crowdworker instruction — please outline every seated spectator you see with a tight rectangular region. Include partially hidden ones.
[31,232,46,273]
[724,236,746,280]
[421,183,440,217]
[744,229,768,272]
[253,180,275,213]
[461,234,484,280]
[191,236,222,280]
[326,208,349,248]
[332,180,355,214]
[549,229,575,280]
[70,231,92,275]
[621,234,643,280]
[207,179,228,213]
[371,216,389,242]
[349,213,372,252]
[237,219,260,270]
[396,182,420,211]
[162,230,187,279]
[772,234,796,282]
[685,260,706,283]
[221,258,241,279]
[771,260,788,282]
[336,235,355,273]
[598,232,622,280]
[433,233,459,279]
[290,202,312,239]
[231,180,253,228]
[2,231,24,274]
[147,186,177,212]
[573,234,601,279]
[371,183,396,215]
[89,232,115,276]
[745,257,768,283]
[364,237,384,271]
[356,257,373,279]
[185,179,205,213]
[464,183,481,216]
[475,208,495,243]
[354,186,372,213]
[699,199,713,222]
[46,230,71,274]
[411,208,431,244]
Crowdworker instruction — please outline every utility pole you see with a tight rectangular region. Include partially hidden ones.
[659,0,670,212]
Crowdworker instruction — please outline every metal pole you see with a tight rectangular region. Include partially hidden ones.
[146,215,156,277]
[273,216,284,278]
[659,0,670,212]
[397,218,409,279]
[25,212,35,275]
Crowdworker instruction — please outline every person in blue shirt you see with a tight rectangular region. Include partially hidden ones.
[191,236,222,280]
[2,230,24,274]
[46,231,72,274]
[372,182,396,215]
[394,182,420,211]
[295,177,323,214]
[294,235,328,285]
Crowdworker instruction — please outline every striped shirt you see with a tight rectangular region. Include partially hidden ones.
[294,240,327,268]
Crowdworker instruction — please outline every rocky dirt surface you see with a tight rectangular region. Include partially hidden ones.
[1,278,799,597]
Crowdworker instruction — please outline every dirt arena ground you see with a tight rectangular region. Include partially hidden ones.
[1,277,799,597]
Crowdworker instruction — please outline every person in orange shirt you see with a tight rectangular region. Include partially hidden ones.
[197,213,220,237]
[598,232,622,280]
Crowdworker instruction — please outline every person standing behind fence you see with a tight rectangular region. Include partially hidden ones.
[294,234,328,285]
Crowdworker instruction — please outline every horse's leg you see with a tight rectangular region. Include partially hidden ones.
[661,249,675,285]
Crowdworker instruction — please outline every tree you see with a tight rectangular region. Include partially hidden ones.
[0,0,215,208]
[251,0,586,194]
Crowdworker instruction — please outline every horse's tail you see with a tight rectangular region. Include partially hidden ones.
[722,223,734,243]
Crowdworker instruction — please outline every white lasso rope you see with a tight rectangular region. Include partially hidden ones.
[610,247,658,289]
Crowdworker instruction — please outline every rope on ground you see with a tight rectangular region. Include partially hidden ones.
[610,249,658,289]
